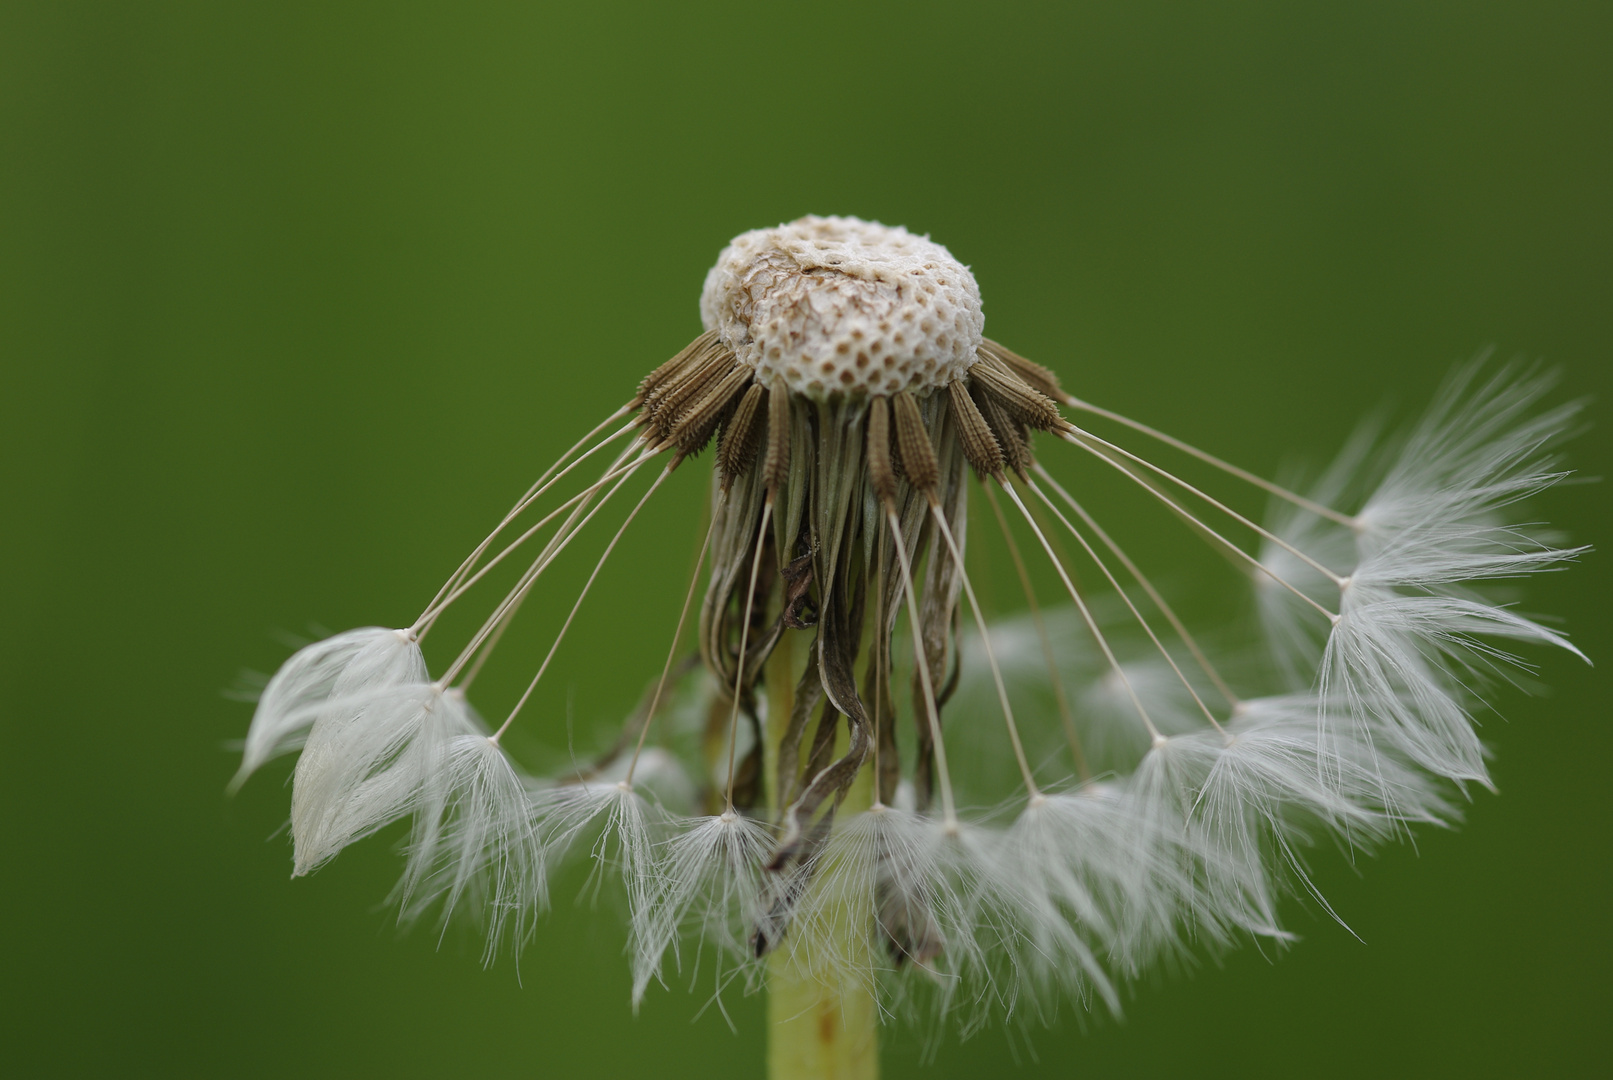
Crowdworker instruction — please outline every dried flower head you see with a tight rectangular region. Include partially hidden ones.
[234,215,1585,1057]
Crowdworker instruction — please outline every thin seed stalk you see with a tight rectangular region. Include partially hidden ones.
[765,634,879,1080]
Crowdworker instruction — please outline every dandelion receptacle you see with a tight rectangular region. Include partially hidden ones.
[233,216,1587,1079]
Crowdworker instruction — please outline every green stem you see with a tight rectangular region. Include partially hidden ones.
[764,636,879,1080]
[767,943,879,1080]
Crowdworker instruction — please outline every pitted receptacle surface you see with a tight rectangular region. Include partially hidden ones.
[699,216,985,400]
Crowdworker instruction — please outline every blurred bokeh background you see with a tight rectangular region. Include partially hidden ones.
[4,2,1609,1076]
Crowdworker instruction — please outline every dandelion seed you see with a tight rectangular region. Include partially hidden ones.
[233,215,1586,1075]
[632,811,774,1010]
[232,626,425,792]
[289,681,471,876]
[393,701,546,961]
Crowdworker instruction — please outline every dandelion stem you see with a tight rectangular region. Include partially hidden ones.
[766,645,879,1080]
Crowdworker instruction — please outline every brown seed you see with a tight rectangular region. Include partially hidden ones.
[975,386,1034,480]
[669,364,752,455]
[867,396,899,507]
[970,354,1063,431]
[949,379,1004,479]
[641,343,736,440]
[762,376,792,492]
[717,383,767,489]
[891,391,939,492]
[979,339,1064,402]
[633,329,720,407]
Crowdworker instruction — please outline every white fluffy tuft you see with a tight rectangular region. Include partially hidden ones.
[289,683,471,875]
[1322,365,1584,785]
[631,812,773,1009]
[533,781,662,930]
[394,713,546,962]
[233,627,424,792]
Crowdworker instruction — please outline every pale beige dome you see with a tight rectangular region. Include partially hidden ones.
[699,216,985,399]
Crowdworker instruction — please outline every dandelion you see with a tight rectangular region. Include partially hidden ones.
[233,215,1585,1078]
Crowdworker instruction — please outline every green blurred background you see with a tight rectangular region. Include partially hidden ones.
[4,2,1609,1076]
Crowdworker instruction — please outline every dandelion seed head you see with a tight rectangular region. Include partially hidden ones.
[700,215,984,399]
[233,217,1587,1040]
